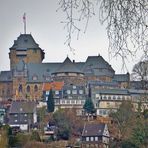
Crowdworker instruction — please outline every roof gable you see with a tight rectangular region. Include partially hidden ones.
[52,57,83,74]
[9,101,37,114]
[82,123,106,137]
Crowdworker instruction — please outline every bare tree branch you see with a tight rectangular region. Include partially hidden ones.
[58,0,148,62]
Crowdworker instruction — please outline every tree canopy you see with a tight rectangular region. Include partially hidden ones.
[110,100,148,147]
[53,109,71,140]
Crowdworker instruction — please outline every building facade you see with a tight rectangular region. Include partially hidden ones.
[0,34,130,100]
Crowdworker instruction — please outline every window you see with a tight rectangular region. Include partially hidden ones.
[24,39,28,43]
[2,90,4,95]
[34,85,38,92]
[103,96,107,100]
[14,114,18,117]
[32,75,38,80]
[73,85,76,89]
[90,137,94,141]
[113,96,116,100]
[18,84,23,92]
[99,110,103,115]
[95,137,98,141]
[72,90,77,94]
[67,90,71,94]
[108,96,111,100]
[7,89,10,95]
[45,76,51,81]
[24,114,27,117]
[55,91,59,95]
[71,100,75,104]
[103,110,106,115]
[46,91,49,95]
[62,100,65,104]
[26,85,30,93]
[86,137,89,141]
[117,96,121,100]
[14,120,17,122]
[79,90,83,94]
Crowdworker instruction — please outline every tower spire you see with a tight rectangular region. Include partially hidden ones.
[23,13,26,34]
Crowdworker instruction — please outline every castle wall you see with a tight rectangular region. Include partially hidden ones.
[0,82,13,99]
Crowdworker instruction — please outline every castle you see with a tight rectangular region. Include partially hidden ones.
[0,34,129,100]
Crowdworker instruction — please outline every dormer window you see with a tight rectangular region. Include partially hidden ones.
[45,76,51,81]
[32,75,38,81]
[24,39,28,43]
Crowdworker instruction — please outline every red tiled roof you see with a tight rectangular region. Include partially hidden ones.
[43,81,64,91]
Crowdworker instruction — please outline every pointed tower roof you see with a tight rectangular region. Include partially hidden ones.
[52,57,83,74]
[10,34,40,50]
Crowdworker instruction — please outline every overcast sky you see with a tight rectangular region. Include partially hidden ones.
[0,0,141,73]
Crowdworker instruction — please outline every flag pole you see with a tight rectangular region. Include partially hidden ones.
[23,13,26,34]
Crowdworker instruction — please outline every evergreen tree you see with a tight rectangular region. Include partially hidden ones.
[83,98,96,114]
[47,89,55,113]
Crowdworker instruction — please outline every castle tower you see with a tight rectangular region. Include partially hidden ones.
[9,34,45,70]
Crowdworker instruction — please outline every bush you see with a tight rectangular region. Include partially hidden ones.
[30,130,41,142]
[121,140,138,148]
[23,141,46,148]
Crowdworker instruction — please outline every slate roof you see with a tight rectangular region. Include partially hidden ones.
[27,63,61,83]
[10,34,40,50]
[9,101,37,114]
[88,80,119,88]
[93,88,129,95]
[82,123,105,137]
[82,55,115,77]
[11,55,117,83]
[113,73,130,82]
[52,57,84,74]
[0,71,12,82]
[84,56,114,69]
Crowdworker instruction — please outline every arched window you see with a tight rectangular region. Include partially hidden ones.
[26,85,30,93]
[7,89,10,95]
[34,85,38,92]
[2,90,4,95]
[18,84,23,92]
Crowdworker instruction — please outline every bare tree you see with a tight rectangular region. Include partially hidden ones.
[58,0,148,61]
[132,60,148,111]
[132,60,148,86]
